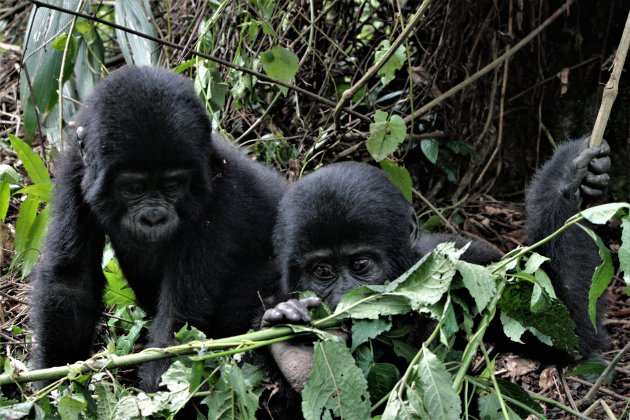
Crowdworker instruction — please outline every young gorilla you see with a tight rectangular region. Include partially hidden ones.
[30,67,287,390]
[263,138,610,392]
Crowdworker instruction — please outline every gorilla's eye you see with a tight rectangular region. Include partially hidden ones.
[313,264,336,280]
[121,182,144,197]
[350,257,371,274]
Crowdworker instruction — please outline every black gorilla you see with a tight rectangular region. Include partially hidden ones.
[30,66,286,390]
[263,138,610,391]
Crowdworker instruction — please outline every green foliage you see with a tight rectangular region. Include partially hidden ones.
[302,340,371,420]
[380,159,413,203]
[367,110,407,162]
[421,138,439,164]
[374,40,407,86]
[260,46,300,95]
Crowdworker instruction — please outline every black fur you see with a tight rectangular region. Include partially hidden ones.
[30,66,287,390]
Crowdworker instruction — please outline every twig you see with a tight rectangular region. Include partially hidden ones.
[26,0,370,123]
[332,0,431,130]
[589,9,630,147]
[577,339,630,408]
[403,0,576,124]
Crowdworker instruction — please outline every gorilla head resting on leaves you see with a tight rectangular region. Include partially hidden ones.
[30,66,286,391]
[263,139,610,391]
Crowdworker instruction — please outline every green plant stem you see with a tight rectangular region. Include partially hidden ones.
[332,0,431,129]
[479,344,511,420]
[577,339,630,408]
[0,321,340,386]
[452,278,506,393]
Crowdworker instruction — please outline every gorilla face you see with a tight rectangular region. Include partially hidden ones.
[114,169,191,243]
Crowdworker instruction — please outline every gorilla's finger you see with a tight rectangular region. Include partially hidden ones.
[589,156,611,174]
[596,139,611,157]
[299,296,322,309]
[572,147,600,170]
[276,301,310,322]
[584,173,610,188]
[261,309,285,327]
[581,184,604,198]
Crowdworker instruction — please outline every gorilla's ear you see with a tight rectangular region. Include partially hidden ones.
[409,206,419,243]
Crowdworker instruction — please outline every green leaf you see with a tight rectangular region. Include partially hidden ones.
[260,46,300,95]
[580,202,629,224]
[374,40,407,86]
[0,402,35,419]
[619,214,630,290]
[380,160,413,203]
[302,340,371,420]
[420,139,439,164]
[522,253,550,274]
[417,346,461,420]
[15,183,54,202]
[114,0,159,66]
[367,111,407,162]
[499,312,526,344]
[0,182,9,222]
[8,134,51,185]
[578,225,614,327]
[21,206,49,277]
[478,391,522,420]
[567,354,611,383]
[13,196,39,254]
[95,384,116,420]
[492,378,544,418]
[103,259,136,306]
[0,164,22,184]
[58,394,87,420]
[351,318,392,352]
[498,283,579,357]
[456,261,496,312]
[367,363,400,404]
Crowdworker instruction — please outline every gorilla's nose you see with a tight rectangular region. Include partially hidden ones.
[140,209,169,226]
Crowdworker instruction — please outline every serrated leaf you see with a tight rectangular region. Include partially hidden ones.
[456,261,496,312]
[302,341,370,420]
[8,134,51,185]
[380,160,412,203]
[374,40,406,86]
[58,394,86,420]
[351,318,392,352]
[478,391,522,420]
[367,111,407,161]
[260,46,299,95]
[500,312,526,343]
[421,139,439,164]
[498,283,579,357]
[95,384,116,419]
[418,346,461,420]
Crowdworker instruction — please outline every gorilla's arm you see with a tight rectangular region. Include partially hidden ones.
[417,233,503,265]
[526,138,611,357]
[30,149,106,372]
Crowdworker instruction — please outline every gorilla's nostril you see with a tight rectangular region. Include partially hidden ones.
[140,209,168,226]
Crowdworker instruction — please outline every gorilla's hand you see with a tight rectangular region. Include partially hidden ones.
[261,297,322,328]
[567,137,611,199]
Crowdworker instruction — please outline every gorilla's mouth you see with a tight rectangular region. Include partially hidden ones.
[122,215,178,244]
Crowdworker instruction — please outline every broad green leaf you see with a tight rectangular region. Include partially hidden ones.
[498,283,579,357]
[0,182,9,222]
[380,160,412,203]
[367,111,407,162]
[8,134,51,185]
[417,346,461,420]
[580,202,629,224]
[478,391,522,420]
[567,354,612,383]
[260,46,299,95]
[351,318,392,352]
[302,341,370,420]
[21,206,49,277]
[0,164,22,184]
[500,312,526,343]
[456,261,496,312]
[114,0,158,66]
[620,214,630,290]
[58,394,87,420]
[492,378,544,418]
[421,139,439,164]
[374,40,406,86]
[523,253,550,274]
[367,363,400,404]
[335,285,410,319]
[15,183,54,203]
[13,196,39,254]
[530,269,555,313]
[578,225,614,327]
[103,261,136,306]
[95,384,116,420]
